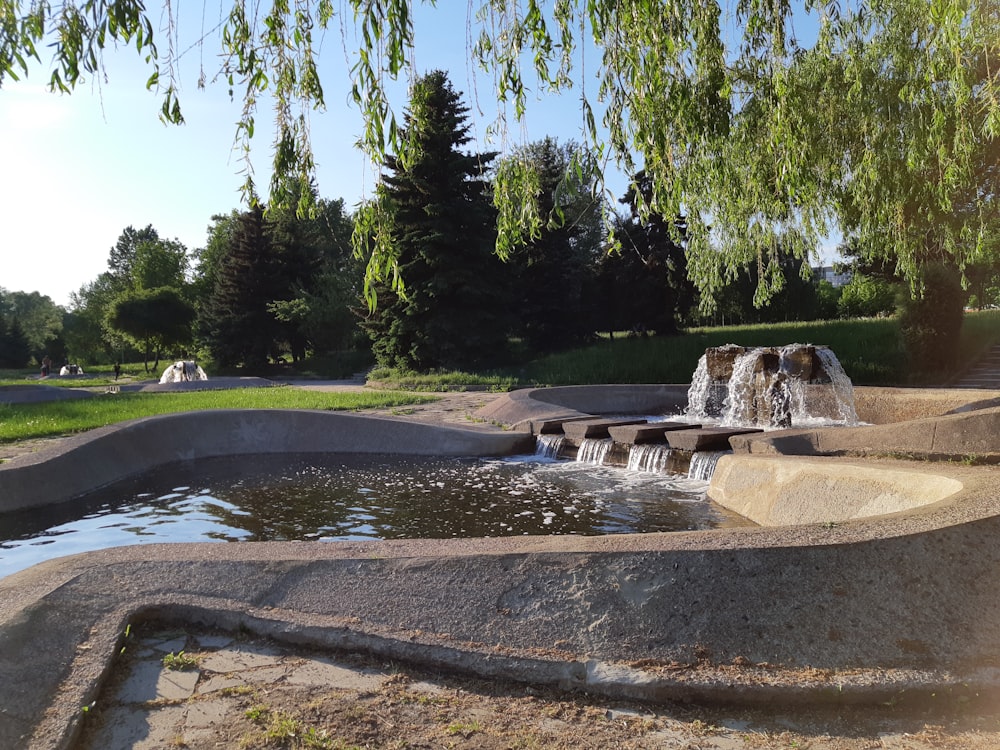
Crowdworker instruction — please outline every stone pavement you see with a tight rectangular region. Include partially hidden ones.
[76,627,1000,749]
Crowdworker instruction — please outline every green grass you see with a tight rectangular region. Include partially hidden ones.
[0,388,436,444]
[516,311,1000,387]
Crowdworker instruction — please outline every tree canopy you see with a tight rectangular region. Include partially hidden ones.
[4,0,998,308]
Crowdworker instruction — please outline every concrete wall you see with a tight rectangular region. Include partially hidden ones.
[0,410,535,513]
[854,386,1000,424]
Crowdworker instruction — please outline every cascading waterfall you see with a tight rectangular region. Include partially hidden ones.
[535,434,565,459]
[688,450,731,481]
[626,444,673,473]
[577,438,613,465]
[813,346,859,424]
[720,349,767,426]
[685,354,712,419]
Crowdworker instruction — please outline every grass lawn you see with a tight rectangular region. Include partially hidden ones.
[0,388,437,444]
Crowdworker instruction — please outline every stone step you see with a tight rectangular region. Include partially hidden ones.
[606,422,701,444]
[534,415,600,435]
[562,418,647,440]
[665,427,764,452]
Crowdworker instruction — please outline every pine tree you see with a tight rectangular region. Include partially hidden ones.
[361,70,510,371]
[199,206,285,367]
[0,315,32,368]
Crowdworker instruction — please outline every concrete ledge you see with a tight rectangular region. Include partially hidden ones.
[732,405,1000,461]
[477,385,691,430]
[709,455,965,526]
[854,386,1000,424]
[0,410,535,513]
[562,418,647,440]
[667,427,763,452]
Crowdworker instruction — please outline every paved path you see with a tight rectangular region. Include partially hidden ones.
[953,343,1000,389]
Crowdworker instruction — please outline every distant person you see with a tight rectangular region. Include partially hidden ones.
[40,355,51,377]
[113,363,121,380]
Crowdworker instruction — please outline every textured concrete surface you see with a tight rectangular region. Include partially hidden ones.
[730,404,1000,461]
[3,383,1000,749]
[709,454,966,525]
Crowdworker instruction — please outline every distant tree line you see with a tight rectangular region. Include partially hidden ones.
[6,69,998,376]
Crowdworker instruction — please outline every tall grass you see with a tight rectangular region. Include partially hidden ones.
[0,388,436,443]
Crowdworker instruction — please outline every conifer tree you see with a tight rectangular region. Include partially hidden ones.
[360,70,510,371]
[200,206,285,367]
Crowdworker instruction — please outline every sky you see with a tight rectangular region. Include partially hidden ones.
[0,3,837,309]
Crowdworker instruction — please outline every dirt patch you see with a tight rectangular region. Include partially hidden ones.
[75,625,1000,750]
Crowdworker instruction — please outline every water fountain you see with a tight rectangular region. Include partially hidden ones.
[159,360,208,384]
[4,353,999,744]
[686,344,858,428]
[536,344,859,480]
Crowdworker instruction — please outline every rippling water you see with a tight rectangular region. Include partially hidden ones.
[0,453,749,578]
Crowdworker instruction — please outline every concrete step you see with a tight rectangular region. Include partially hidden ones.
[561,418,647,440]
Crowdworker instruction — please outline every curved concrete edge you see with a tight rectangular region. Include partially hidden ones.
[709,455,965,526]
[0,410,536,513]
[0,385,94,404]
[733,405,1000,461]
[479,385,1000,430]
[854,386,1000,425]
[476,385,691,430]
[6,505,1000,750]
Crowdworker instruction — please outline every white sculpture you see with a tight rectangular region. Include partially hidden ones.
[159,360,208,384]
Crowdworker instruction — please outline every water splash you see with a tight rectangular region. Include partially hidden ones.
[688,344,857,429]
[626,444,674,473]
[814,346,859,424]
[577,438,613,465]
[688,450,731,481]
[685,354,711,419]
[535,434,565,459]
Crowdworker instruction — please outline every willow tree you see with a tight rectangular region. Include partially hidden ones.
[5,1,998,309]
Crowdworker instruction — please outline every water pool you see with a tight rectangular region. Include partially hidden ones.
[0,453,749,578]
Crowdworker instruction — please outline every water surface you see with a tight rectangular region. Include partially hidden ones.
[0,453,747,578]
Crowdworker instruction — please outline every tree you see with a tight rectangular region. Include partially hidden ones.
[503,138,603,352]
[268,197,362,355]
[107,287,196,372]
[0,289,63,359]
[5,1,998,312]
[107,225,160,290]
[358,70,510,371]
[0,314,31,368]
[132,238,189,291]
[597,171,696,336]
[897,264,966,373]
[198,205,288,367]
